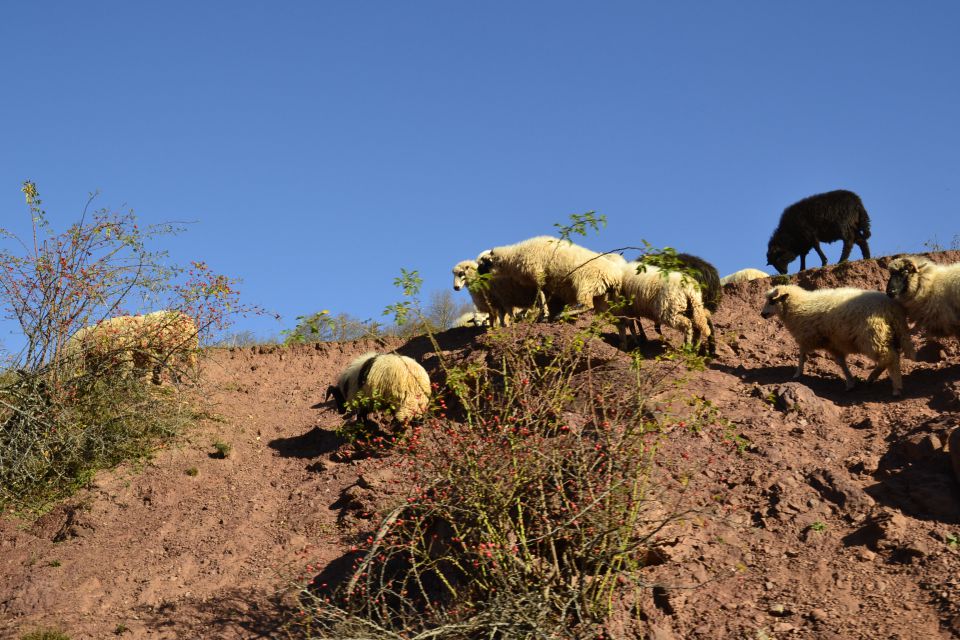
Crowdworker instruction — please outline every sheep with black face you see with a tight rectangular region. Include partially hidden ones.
[887,255,960,342]
[326,352,431,424]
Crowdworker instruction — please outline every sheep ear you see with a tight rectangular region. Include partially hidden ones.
[775,292,789,303]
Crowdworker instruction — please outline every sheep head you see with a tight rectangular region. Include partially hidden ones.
[761,286,790,318]
[452,260,478,291]
[886,256,924,300]
[766,243,794,275]
[476,250,497,276]
[325,385,347,414]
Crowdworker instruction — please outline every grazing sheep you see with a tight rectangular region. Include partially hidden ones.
[617,263,711,350]
[766,190,871,274]
[886,255,960,341]
[453,310,490,328]
[62,310,198,384]
[453,255,539,327]
[720,268,770,286]
[477,236,622,319]
[62,315,145,379]
[138,310,200,383]
[760,285,914,396]
[668,253,720,355]
[326,352,431,424]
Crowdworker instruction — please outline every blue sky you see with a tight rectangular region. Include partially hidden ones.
[2,2,958,341]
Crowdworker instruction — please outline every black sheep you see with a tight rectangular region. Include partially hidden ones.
[766,190,871,274]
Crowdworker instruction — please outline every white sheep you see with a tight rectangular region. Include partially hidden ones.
[326,352,431,423]
[452,256,539,327]
[761,285,915,396]
[600,252,628,266]
[720,268,770,286]
[62,310,198,384]
[453,310,490,328]
[886,255,960,341]
[617,262,711,350]
[477,236,622,319]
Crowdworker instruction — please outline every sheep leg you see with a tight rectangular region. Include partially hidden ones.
[537,289,549,321]
[799,253,807,271]
[619,318,647,349]
[618,321,630,350]
[870,356,902,397]
[675,316,693,346]
[633,319,648,342]
[703,317,717,356]
[793,350,807,379]
[833,354,857,390]
[813,242,828,266]
[856,238,871,259]
[838,239,854,263]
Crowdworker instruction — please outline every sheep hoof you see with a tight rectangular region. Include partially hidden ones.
[892,389,902,397]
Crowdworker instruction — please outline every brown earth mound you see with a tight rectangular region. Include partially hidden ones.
[3,253,960,639]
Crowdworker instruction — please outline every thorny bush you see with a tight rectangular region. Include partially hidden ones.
[0,183,258,510]
[295,319,695,639]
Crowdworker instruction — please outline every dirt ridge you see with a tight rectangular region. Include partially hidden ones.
[3,253,960,639]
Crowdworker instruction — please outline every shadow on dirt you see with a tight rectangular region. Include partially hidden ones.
[864,413,960,524]
[269,426,345,460]
[713,361,913,407]
[135,587,304,639]
[397,326,485,362]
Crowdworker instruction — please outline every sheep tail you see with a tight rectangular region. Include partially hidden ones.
[857,203,871,240]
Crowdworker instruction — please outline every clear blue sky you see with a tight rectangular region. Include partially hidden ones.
[2,2,958,341]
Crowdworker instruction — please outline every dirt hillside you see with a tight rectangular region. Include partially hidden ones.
[3,253,960,639]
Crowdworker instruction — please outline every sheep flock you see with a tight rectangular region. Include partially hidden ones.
[62,188,960,426]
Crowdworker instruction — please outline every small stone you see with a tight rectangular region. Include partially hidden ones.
[856,548,876,561]
[769,603,791,616]
[809,608,828,622]
[773,622,797,633]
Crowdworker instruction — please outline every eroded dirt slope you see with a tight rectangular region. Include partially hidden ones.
[2,252,960,639]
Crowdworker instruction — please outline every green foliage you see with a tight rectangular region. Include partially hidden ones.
[771,274,790,286]
[635,241,701,292]
[656,343,709,372]
[185,466,199,477]
[284,310,385,344]
[0,183,254,510]
[20,629,71,640]
[212,440,231,459]
[0,373,190,511]
[808,521,827,533]
[554,210,607,241]
[383,268,422,327]
[296,326,690,638]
